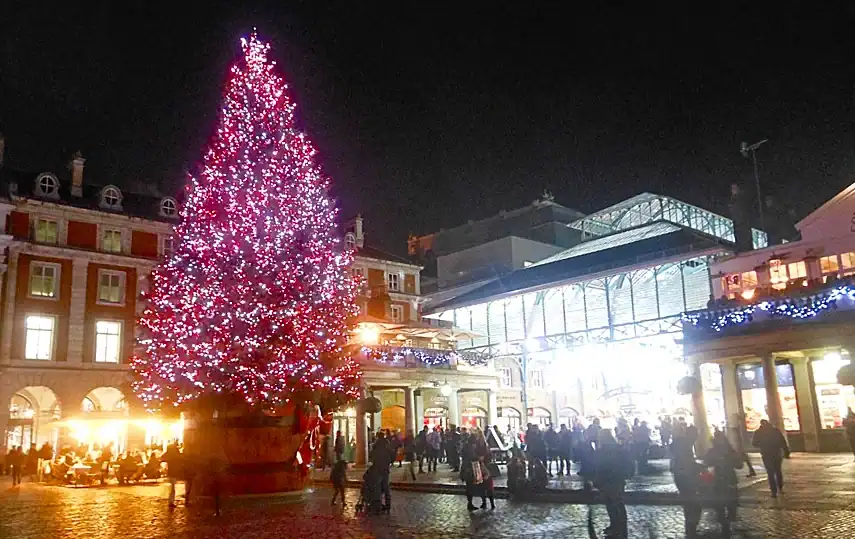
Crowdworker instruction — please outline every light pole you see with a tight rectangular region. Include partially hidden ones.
[740,139,768,232]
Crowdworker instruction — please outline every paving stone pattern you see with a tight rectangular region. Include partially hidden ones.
[3,478,855,539]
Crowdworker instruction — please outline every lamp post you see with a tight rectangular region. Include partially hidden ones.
[740,139,769,232]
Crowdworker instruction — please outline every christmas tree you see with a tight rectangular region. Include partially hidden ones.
[132,33,362,412]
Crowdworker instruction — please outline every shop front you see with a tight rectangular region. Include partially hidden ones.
[423,407,448,430]
[461,407,487,430]
[527,407,551,427]
[496,407,522,433]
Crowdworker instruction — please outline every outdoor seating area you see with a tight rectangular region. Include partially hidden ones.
[24,444,168,488]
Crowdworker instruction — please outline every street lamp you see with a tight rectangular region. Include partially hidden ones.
[740,139,768,232]
[440,382,452,397]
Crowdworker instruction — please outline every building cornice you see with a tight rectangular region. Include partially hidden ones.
[12,241,159,271]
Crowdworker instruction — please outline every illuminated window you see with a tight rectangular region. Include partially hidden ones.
[34,219,58,244]
[500,367,513,388]
[25,315,55,360]
[102,229,123,253]
[769,260,787,289]
[98,270,125,304]
[812,354,855,429]
[741,271,758,288]
[390,304,404,322]
[841,252,855,274]
[529,369,543,389]
[29,263,59,298]
[724,274,741,291]
[94,321,122,363]
[387,272,400,292]
[820,255,839,274]
[161,235,175,258]
[788,261,807,280]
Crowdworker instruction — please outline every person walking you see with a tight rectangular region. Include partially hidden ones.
[415,425,428,474]
[330,458,347,506]
[671,424,702,538]
[752,419,790,497]
[593,430,632,539]
[426,426,442,472]
[402,429,417,481]
[446,425,460,472]
[704,431,743,537]
[9,446,22,487]
[370,431,394,511]
[334,430,345,462]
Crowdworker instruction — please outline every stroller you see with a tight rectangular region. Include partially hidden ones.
[355,464,386,514]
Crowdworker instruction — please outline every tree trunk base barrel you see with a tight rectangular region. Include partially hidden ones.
[184,412,312,495]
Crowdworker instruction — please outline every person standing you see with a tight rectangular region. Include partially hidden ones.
[370,431,393,511]
[334,430,345,462]
[557,424,572,477]
[426,427,442,472]
[704,431,743,536]
[163,442,183,508]
[594,430,632,539]
[543,424,558,477]
[330,458,347,506]
[402,429,417,481]
[415,425,428,474]
[844,409,855,460]
[446,425,460,472]
[9,446,22,487]
[671,424,702,538]
[752,419,790,497]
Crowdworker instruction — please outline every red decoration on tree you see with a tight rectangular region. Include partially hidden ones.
[132,33,362,412]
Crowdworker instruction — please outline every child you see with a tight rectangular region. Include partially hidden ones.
[330,459,347,506]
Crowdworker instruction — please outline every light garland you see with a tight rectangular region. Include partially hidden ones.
[360,346,488,368]
[131,32,362,411]
[684,285,855,332]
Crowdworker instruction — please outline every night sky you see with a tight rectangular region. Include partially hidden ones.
[2,2,854,252]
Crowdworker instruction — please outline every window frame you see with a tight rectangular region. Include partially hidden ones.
[387,272,400,292]
[96,269,126,306]
[24,314,56,361]
[28,262,61,300]
[94,319,124,364]
[33,218,59,245]
[159,197,178,218]
[820,255,840,275]
[35,173,59,199]
[101,228,124,253]
[390,304,404,323]
[160,235,175,258]
[100,186,123,210]
[529,369,544,389]
[500,367,513,388]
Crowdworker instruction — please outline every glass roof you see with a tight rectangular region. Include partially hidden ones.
[530,222,681,267]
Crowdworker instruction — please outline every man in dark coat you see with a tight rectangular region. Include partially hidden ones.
[752,419,790,497]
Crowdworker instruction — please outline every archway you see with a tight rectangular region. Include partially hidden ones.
[558,407,581,428]
[7,386,61,451]
[72,387,131,452]
[496,407,522,434]
[82,387,128,414]
[380,405,405,433]
[461,406,487,431]
[527,407,552,428]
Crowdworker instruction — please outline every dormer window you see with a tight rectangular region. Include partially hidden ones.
[345,232,356,249]
[100,186,123,210]
[160,197,178,218]
[35,173,59,199]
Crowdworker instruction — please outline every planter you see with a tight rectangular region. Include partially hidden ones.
[183,404,317,495]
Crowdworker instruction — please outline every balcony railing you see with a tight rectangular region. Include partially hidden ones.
[358,345,489,369]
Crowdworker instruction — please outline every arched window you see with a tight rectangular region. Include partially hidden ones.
[35,173,59,198]
[344,232,356,249]
[160,197,178,218]
[100,186,123,210]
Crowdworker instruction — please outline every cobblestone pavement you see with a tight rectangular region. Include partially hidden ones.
[3,478,855,539]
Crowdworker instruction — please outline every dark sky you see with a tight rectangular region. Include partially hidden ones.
[3,2,855,252]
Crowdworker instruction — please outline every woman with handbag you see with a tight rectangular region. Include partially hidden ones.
[474,431,496,510]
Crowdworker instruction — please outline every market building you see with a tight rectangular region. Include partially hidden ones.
[339,218,499,464]
[0,146,182,455]
[423,193,767,436]
[684,181,855,452]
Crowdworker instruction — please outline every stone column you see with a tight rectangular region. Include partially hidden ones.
[0,411,9,454]
[487,390,498,426]
[804,256,821,283]
[761,354,786,434]
[791,357,820,452]
[67,259,89,364]
[0,251,19,362]
[355,410,367,465]
[370,390,381,431]
[404,386,415,435]
[721,362,744,452]
[689,360,712,456]
[447,388,460,426]
[414,391,424,430]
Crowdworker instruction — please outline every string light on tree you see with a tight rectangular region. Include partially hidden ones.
[132,33,362,412]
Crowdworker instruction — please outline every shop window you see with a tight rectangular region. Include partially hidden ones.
[841,252,855,275]
[29,262,60,298]
[787,261,807,280]
[812,354,855,429]
[95,321,122,363]
[25,315,55,360]
[737,363,800,432]
[500,367,512,387]
[820,255,840,275]
[34,219,58,244]
[741,271,758,288]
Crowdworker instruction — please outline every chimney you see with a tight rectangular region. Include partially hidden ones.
[355,215,365,248]
[70,151,85,197]
[0,133,5,167]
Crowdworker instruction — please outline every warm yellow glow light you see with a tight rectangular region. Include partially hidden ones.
[740,288,756,300]
[359,324,380,345]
